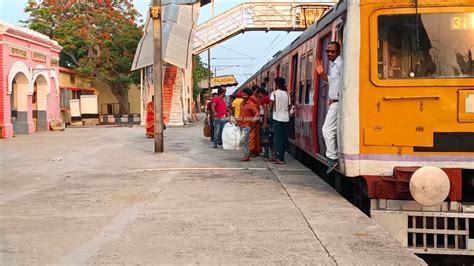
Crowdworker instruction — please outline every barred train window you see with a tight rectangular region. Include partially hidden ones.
[305,51,314,104]
[299,55,306,104]
[378,13,474,79]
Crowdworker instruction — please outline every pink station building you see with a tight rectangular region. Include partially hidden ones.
[0,21,62,138]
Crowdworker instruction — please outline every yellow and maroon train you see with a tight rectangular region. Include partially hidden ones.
[239,0,474,256]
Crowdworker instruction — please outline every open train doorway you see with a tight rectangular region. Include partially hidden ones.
[289,53,298,140]
[316,35,331,156]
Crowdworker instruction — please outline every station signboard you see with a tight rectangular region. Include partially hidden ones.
[299,7,329,28]
[210,75,238,88]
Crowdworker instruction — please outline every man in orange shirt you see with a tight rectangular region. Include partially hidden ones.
[238,88,259,161]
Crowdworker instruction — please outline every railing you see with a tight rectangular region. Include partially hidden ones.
[193,2,334,55]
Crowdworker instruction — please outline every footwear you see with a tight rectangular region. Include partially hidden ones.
[273,160,285,164]
[213,144,218,148]
[326,159,338,174]
[267,157,277,162]
[249,153,258,158]
[242,156,250,161]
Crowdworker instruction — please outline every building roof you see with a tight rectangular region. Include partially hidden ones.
[0,20,62,50]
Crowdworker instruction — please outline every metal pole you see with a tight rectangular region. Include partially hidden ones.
[207,0,215,93]
[151,1,164,153]
[208,50,211,90]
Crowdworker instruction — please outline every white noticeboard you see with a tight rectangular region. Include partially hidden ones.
[80,95,99,115]
[70,99,81,117]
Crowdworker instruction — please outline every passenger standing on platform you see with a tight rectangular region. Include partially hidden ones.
[212,88,227,148]
[238,88,259,161]
[231,91,243,118]
[145,96,155,139]
[206,93,217,142]
[316,41,343,173]
[249,85,262,156]
[257,87,273,159]
[270,77,290,164]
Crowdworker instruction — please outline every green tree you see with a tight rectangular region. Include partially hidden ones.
[193,55,213,99]
[23,0,143,114]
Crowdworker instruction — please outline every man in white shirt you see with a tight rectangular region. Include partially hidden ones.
[269,77,290,164]
[316,41,343,173]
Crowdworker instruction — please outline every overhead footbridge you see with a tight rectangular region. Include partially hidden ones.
[193,1,335,55]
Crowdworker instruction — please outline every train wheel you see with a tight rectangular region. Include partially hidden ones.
[335,173,353,201]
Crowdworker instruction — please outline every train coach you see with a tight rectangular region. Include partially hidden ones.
[239,0,474,256]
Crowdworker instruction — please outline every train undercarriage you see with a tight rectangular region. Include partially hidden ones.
[287,143,474,259]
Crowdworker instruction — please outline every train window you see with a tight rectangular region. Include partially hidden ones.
[299,55,306,104]
[336,20,344,46]
[378,13,474,79]
[269,70,275,91]
[305,51,314,104]
[282,63,289,83]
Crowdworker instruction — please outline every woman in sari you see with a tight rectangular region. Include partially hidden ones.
[146,96,154,138]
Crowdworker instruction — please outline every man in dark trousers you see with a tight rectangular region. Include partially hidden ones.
[270,77,290,164]
[205,93,217,142]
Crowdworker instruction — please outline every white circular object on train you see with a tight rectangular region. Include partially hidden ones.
[409,166,450,207]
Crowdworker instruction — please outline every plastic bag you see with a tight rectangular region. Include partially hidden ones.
[222,122,241,150]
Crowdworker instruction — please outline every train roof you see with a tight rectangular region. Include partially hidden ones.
[238,0,348,90]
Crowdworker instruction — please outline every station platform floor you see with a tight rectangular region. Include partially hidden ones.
[0,120,425,264]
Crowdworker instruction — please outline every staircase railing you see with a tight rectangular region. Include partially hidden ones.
[193,2,334,55]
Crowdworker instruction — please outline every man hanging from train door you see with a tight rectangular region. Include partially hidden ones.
[316,41,343,174]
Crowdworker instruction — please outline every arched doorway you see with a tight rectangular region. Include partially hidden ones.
[10,72,30,135]
[32,75,49,131]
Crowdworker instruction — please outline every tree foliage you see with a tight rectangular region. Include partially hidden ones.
[193,55,212,99]
[23,0,143,114]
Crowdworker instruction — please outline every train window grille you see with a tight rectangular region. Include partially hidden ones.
[305,51,314,105]
[298,55,306,104]
[407,213,473,251]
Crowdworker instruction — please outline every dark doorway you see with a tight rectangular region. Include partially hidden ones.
[289,54,298,140]
[316,35,331,156]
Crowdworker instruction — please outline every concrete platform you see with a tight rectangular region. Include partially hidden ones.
[0,121,425,264]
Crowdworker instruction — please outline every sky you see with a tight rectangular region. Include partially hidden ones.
[0,0,303,92]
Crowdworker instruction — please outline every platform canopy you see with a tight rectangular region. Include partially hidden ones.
[131,0,210,70]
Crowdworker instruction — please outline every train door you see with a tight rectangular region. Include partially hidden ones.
[316,35,331,156]
[289,54,298,140]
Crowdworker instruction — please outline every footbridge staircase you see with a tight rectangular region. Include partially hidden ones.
[193,1,335,55]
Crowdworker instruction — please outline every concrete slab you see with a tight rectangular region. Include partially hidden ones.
[0,121,425,265]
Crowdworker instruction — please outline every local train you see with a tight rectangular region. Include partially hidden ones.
[239,0,474,256]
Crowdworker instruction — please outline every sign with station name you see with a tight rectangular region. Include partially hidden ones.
[211,75,238,88]
[9,46,28,59]
[33,52,47,62]
[299,7,328,28]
